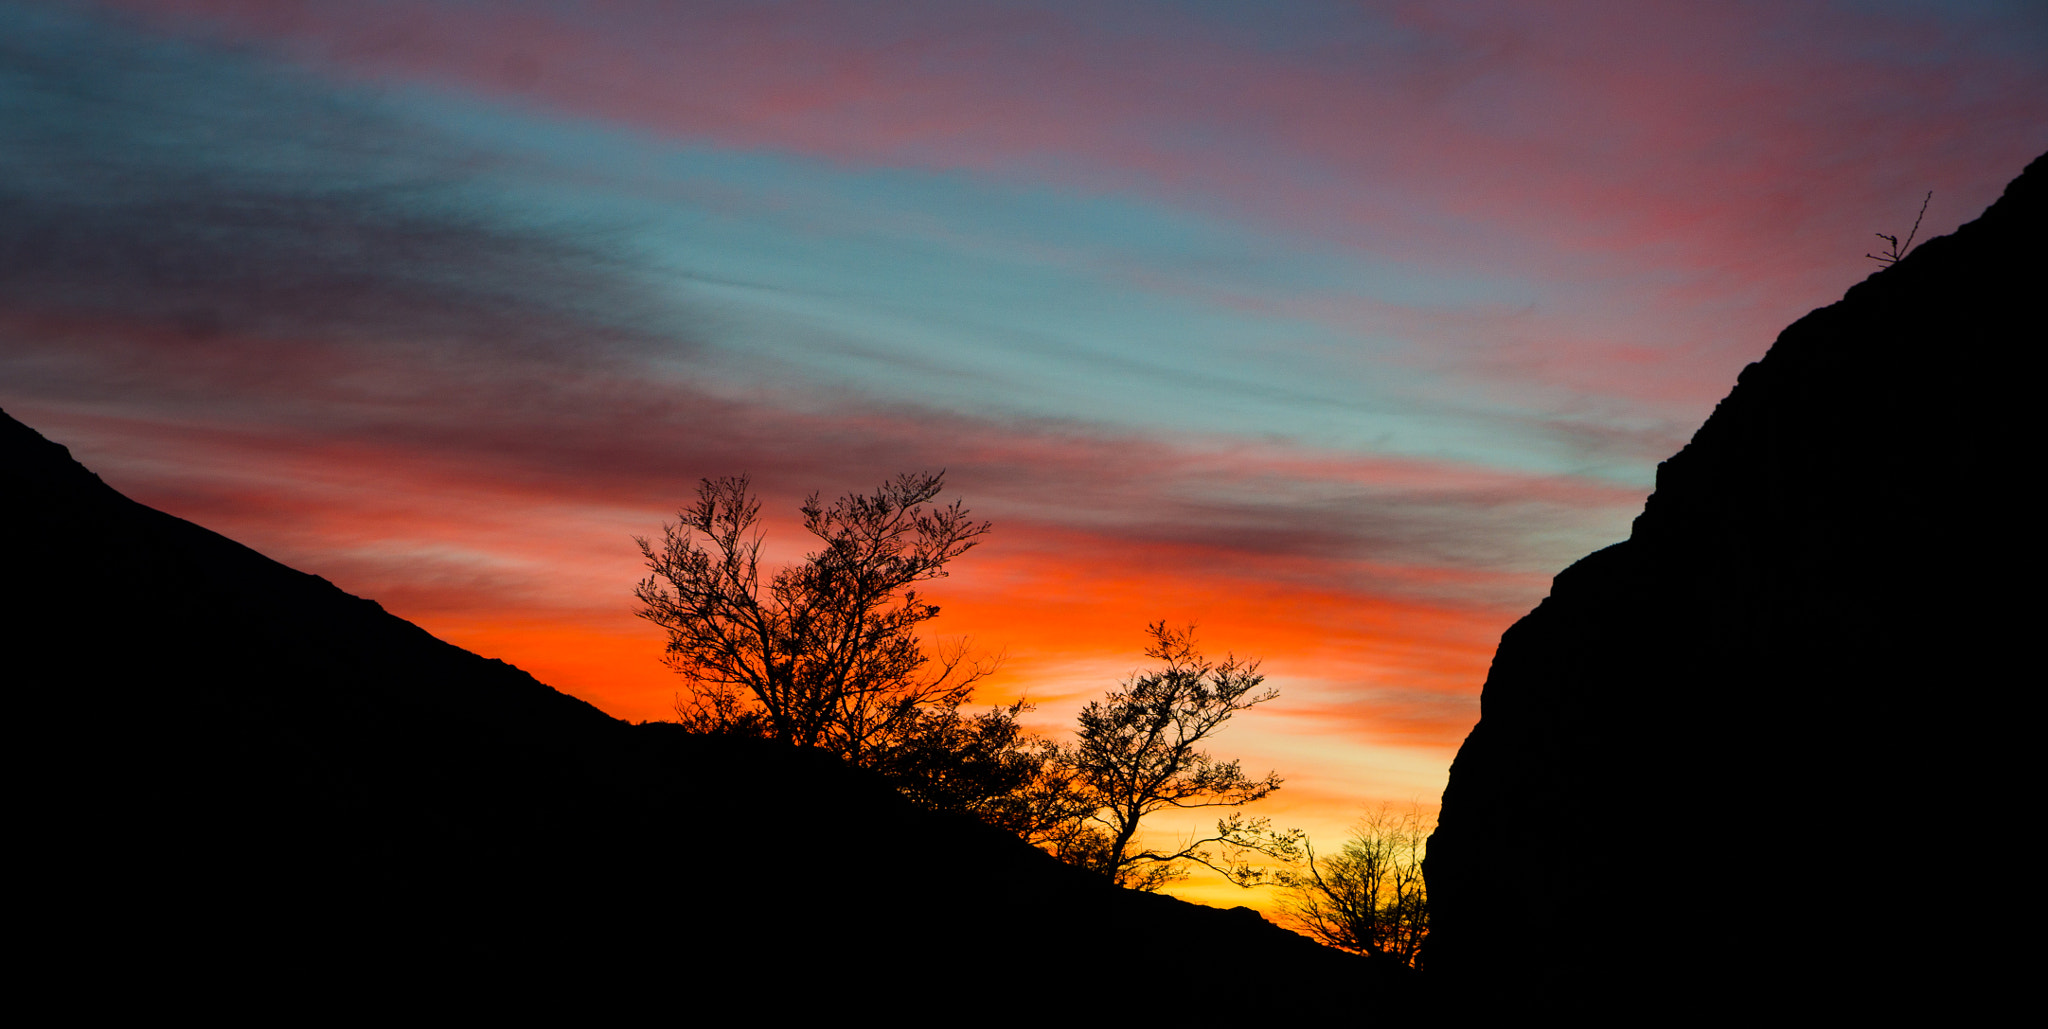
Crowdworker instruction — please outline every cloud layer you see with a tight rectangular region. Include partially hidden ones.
[7,0,2045,903]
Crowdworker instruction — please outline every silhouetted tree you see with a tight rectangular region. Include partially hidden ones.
[1280,807,1430,968]
[635,472,993,761]
[1050,623,1299,891]
[868,698,1092,840]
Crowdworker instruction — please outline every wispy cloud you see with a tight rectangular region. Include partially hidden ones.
[7,0,2044,907]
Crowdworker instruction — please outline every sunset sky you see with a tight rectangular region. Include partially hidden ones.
[6,0,2045,910]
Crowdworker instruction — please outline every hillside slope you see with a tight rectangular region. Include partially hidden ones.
[1425,151,2044,1013]
[6,408,1390,1012]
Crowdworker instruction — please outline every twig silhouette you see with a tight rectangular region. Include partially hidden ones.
[1868,191,1932,265]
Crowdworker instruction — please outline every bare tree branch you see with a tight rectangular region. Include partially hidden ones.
[1867,190,1933,265]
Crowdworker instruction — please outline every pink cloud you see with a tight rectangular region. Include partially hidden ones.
[106,3,2042,253]
[92,1,2045,424]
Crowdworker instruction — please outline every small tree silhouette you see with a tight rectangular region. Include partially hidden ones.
[1279,806,1431,968]
[1868,191,1932,266]
[1048,623,1299,891]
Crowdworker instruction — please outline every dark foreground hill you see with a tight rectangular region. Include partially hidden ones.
[5,408,1396,1013]
[1426,152,2046,1015]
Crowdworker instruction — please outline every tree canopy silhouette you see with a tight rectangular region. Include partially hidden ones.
[867,697,1090,839]
[1050,623,1298,891]
[1281,807,1430,968]
[634,472,993,760]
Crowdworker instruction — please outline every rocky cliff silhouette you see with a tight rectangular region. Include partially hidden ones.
[6,408,1394,1012]
[1426,151,2044,1013]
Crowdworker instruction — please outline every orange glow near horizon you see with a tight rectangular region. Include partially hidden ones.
[18,398,1554,927]
[334,497,1512,921]
[17,0,2030,930]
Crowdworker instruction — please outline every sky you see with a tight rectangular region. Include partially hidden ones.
[6,0,2045,912]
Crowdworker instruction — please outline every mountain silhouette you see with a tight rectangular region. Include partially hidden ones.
[6,407,1396,1012]
[1426,150,2045,1014]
